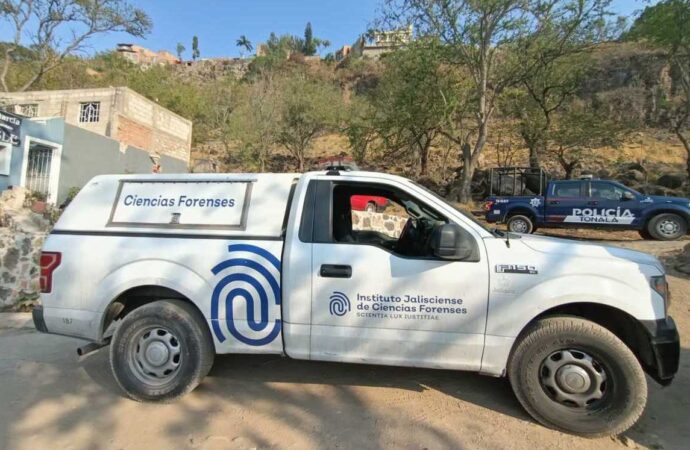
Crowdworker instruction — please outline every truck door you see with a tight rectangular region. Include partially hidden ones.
[545,181,589,225]
[588,181,644,227]
[304,179,489,370]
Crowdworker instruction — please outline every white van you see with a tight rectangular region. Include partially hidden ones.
[32,171,679,437]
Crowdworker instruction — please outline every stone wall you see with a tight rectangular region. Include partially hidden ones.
[352,210,407,238]
[0,229,45,311]
[0,188,48,311]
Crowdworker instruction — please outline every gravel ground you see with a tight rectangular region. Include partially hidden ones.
[0,231,688,450]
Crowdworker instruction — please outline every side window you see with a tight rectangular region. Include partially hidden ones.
[553,181,582,198]
[331,183,447,258]
[350,195,409,239]
[590,182,625,200]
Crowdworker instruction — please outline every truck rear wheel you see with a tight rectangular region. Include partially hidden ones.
[508,316,646,437]
[647,213,687,241]
[506,215,534,234]
[110,299,214,402]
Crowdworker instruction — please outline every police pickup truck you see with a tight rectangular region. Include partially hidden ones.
[485,171,690,240]
[32,171,679,437]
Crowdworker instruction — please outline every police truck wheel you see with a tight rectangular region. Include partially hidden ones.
[648,213,687,241]
[508,316,646,437]
[110,300,214,402]
[506,215,534,234]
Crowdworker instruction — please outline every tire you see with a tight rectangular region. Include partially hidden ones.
[647,213,687,241]
[110,299,214,402]
[365,202,377,213]
[506,214,534,234]
[508,316,647,437]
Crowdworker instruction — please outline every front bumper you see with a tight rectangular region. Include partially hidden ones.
[640,316,680,386]
[32,305,48,333]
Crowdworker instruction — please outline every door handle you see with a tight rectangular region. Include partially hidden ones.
[587,201,598,206]
[548,200,560,205]
[320,264,352,278]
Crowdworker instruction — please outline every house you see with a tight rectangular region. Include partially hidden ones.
[0,87,193,205]
[117,43,180,67]
[349,26,414,60]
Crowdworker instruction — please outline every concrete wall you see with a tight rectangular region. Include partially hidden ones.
[160,154,189,173]
[1,87,193,164]
[57,125,124,203]
[1,119,188,205]
[58,124,188,204]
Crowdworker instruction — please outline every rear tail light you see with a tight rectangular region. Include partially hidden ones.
[484,200,495,211]
[40,252,61,293]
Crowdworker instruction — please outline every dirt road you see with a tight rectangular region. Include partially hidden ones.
[0,233,688,450]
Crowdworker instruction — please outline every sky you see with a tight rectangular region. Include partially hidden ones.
[2,0,659,60]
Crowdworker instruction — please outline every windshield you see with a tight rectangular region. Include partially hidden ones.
[412,182,496,235]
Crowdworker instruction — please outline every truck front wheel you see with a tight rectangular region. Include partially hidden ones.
[110,299,214,402]
[508,316,646,437]
[506,215,534,234]
[647,213,687,241]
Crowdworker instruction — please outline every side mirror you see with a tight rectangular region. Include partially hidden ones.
[430,223,475,261]
[622,191,635,201]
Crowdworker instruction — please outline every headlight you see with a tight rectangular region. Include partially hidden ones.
[651,275,670,317]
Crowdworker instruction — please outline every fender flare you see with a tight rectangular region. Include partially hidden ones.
[480,273,661,376]
[503,205,539,222]
[93,259,211,339]
[642,205,690,227]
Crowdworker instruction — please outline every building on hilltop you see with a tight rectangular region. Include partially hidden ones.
[117,43,180,67]
[339,25,414,61]
[0,87,192,205]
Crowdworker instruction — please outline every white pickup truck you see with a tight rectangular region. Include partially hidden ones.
[32,170,679,437]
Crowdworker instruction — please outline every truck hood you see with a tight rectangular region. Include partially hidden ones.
[646,195,690,206]
[518,234,662,269]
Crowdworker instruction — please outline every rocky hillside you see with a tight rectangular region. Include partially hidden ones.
[190,42,689,201]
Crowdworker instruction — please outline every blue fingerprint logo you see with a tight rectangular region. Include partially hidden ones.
[329,291,351,316]
[210,244,281,346]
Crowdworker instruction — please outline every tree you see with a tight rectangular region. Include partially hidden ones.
[304,22,315,56]
[277,75,343,171]
[176,42,186,61]
[368,42,463,176]
[345,96,377,164]
[0,0,151,92]
[382,0,612,202]
[236,35,253,58]
[627,0,690,179]
[301,22,331,56]
[549,99,629,179]
[192,35,200,61]
[506,52,589,168]
[229,74,281,171]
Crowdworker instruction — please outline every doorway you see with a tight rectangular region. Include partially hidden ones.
[20,137,62,204]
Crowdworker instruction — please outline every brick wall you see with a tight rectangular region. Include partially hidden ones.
[117,115,153,152]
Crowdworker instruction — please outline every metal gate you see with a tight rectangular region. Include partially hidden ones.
[25,143,54,199]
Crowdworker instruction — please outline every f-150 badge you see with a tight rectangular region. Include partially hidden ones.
[496,264,538,275]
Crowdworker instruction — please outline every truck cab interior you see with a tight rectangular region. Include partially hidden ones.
[331,183,447,258]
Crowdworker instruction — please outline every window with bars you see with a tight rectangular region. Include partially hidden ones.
[18,104,38,117]
[79,102,100,123]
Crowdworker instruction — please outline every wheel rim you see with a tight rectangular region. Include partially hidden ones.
[128,326,182,386]
[539,349,608,408]
[509,218,529,233]
[656,218,680,238]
